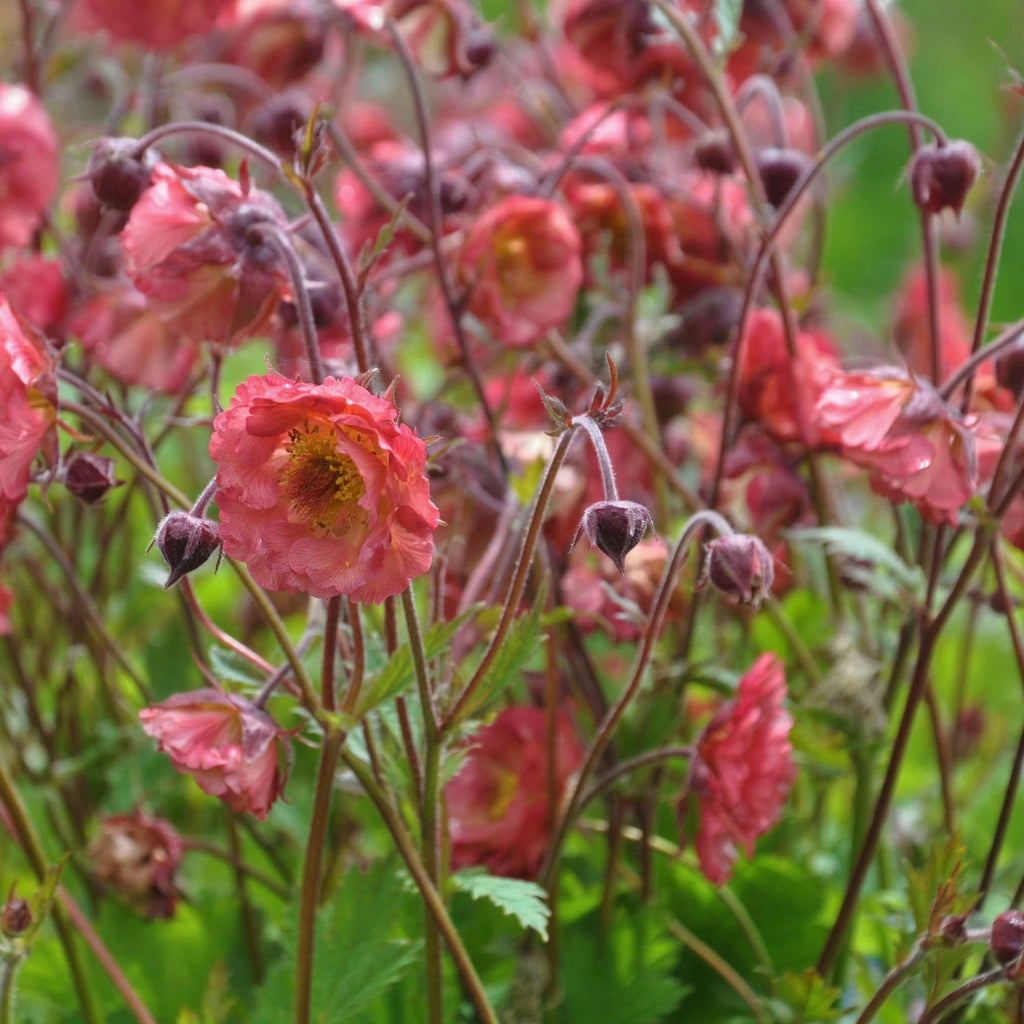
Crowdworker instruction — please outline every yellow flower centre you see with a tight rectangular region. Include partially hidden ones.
[487,766,520,820]
[278,423,365,531]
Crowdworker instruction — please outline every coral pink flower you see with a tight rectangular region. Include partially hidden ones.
[139,688,288,819]
[815,368,977,525]
[122,163,289,346]
[0,85,58,252]
[0,257,69,340]
[689,654,796,885]
[736,309,839,446]
[446,706,584,879]
[70,0,239,51]
[458,196,582,348]
[73,285,200,394]
[210,373,440,603]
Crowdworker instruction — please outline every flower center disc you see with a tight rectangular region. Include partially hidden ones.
[279,423,365,530]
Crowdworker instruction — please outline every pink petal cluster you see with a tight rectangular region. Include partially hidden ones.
[458,196,583,348]
[0,85,59,252]
[122,163,289,346]
[446,706,584,879]
[815,368,977,525]
[139,688,288,819]
[70,0,239,51]
[689,654,796,885]
[210,373,440,603]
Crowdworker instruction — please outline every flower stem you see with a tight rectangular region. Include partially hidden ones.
[574,414,619,502]
[132,121,282,172]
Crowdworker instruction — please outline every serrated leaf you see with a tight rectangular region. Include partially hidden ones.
[354,605,482,716]
[773,969,842,1022]
[358,194,411,277]
[786,526,925,604]
[208,645,266,687]
[452,869,550,940]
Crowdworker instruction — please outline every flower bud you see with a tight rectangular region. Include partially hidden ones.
[152,511,221,588]
[996,338,1024,398]
[87,137,155,212]
[1,887,31,937]
[694,131,736,175]
[908,141,981,218]
[573,500,654,574]
[937,913,968,944]
[249,90,312,157]
[755,148,811,209]
[63,452,121,504]
[700,533,775,608]
[991,910,1024,967]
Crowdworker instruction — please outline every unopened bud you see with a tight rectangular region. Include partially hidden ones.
[87,137,155,211]
[996,338,1024,398]
[64,452,121,504]
[992,910,1024,967]
[699,533,775,608]
[573,500,654,574]
[1,887,31,937]
[152,511,221,588]
[249,91,312,157]
[908,141,981,218]
[695,131,736,175]
[937,913,968,944]
[755,148,811,209]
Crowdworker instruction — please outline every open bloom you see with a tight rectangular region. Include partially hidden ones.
[688,654,795,885]
[815,368,977,525]
[122,163,289,346]
[211,373,440,603]
[0,85,59,252]
[447,706,584,879]
[139,688,288,819]
[458,195,582,348]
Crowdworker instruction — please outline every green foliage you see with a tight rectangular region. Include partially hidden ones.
[451,869,550,941]
[772,970,843,1023]
[710,0,742,59]
[251,860,423,1024]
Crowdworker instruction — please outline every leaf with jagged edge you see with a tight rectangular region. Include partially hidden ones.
[452,869,550,940]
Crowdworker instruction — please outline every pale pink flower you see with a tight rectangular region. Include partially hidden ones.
[689,654,796,885]
[0,85,58,252]
[447,706,584,879]
[210,373,440,603]
[0,256,68,339]
[139,688,288,819]
[70,0,239,51]
[121,163,289,346]
[458,196,583,348]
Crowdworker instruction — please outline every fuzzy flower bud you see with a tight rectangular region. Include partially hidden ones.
[63,452,121,504]
[909,141,981,218]
[152,511,221,588]
[700,534,775,608]
[1,887,31,937]
[573,500,654,574]
[87,138,155,211]
[991,910,1024,967]
[755,148,811,209]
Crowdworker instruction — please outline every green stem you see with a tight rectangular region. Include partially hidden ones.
[0,957,19,1024]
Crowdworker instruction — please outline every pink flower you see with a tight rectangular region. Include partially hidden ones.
[0,85,59,252]
[210,373,440,603]
[70,0,239,51]
[0,256,69,340]
[139,688,288,819]
[458,196,583,348]
[121,163,289,346]
[689,654,796,885]
[447,706,584,879]
[815,368,977,525]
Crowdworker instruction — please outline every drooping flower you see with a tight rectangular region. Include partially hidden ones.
[89,812,185,919]
[0,85,59,252]
[121,162,289,346]
[688,654,795,885]
[210,373,440,603]
[458,195,583,348]
[139,688,288,819]
[815,368,977,525]
[446,706,584,879]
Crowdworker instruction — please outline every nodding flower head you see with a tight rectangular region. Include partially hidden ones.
[908,141,982,218]
[573,500,654,574]
[699,533,775,608]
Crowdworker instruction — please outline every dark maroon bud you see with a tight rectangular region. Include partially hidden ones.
[755,148,811,209]
[439,171,473,215]
[573,500,655,574]
[183,96,234,169]
[938,914,968,944]
[463,27,496,70]
[699,533,775,608]
[249,90,312,157]
[1,886,32,937]
[908,140,981,217]
[991,910,1024,966]
[63,452,122,504]
[152,511,221,588]
[87,137,155,211]
[695,131,736,175]
[996,338,1024,398]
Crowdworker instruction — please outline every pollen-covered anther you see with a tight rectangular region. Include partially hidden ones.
[279,424,365,528]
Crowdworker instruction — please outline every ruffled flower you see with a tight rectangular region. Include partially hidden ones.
[139,688,288,819]
[210,373,440,603]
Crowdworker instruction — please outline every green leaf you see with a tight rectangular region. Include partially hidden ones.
[357,194,411,278]
[452,869,551,940]
[711,0,742,57]
[773,970,843,1022]
[208,645,266,688]
[786,526,926,605]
